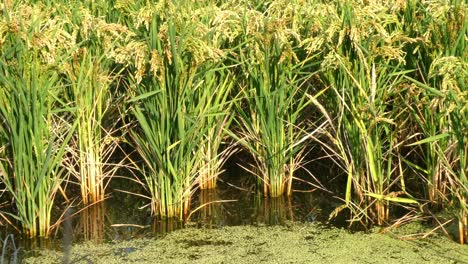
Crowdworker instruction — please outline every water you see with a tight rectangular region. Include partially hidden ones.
[20,222,468,263]
[1,170,342,261]
[2,170,466,263]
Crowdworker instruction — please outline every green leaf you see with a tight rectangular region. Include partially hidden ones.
[366,193,419,204]
[127,90,162,103]
[406,133,451,146]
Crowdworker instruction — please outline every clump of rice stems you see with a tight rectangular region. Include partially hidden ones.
[315,56,418,226]
[403,56,467,244]
[0,0,136,236]
[229,9,319,198]
[399,0,467,243]
[308,1,422,226]
[51,1,136,206]
[128,3,231,219]
[305,1,466,239]
[403,58,466,206]
[196,70,236,189]
[0,42,75,237]
[63,48,123,205]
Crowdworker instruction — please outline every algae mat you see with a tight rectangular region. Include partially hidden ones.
[25,222,467,264]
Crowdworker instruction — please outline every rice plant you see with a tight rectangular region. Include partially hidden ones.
[0,2,86,237]
[400,0,467,244]
[230,10,316,197]
[0,45,75,237]
[306,1,422,226]
[195,70,236,190]
[403,56,467,243]
[34,0,138,206]
[128,3,232,218]
[64,48,124,205]
[318,58,419,226]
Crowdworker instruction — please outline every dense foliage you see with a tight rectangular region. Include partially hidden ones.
[0,0,466,244]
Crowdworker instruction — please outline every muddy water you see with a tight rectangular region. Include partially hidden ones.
[3,173,467,263]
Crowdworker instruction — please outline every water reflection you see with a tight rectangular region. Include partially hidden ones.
[190,188,324,227]
[192,189,228,228]
[252,195,295,225]
[152,218,183,236]
[77,203,106,243]
[0,234,19,263]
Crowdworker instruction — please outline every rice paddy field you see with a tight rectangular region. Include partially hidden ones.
[0,0,467,262]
